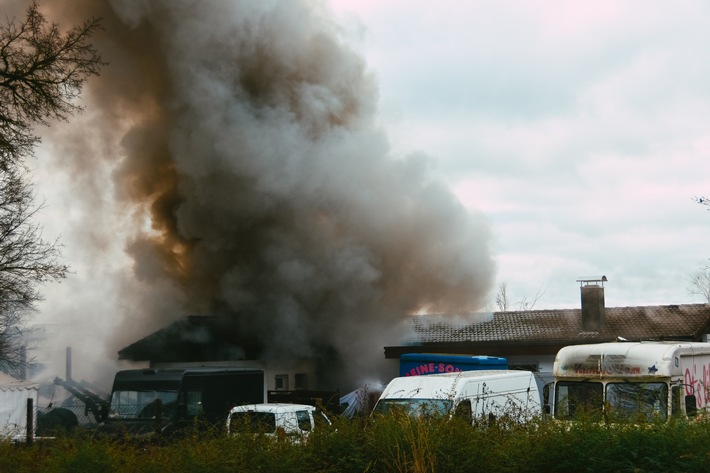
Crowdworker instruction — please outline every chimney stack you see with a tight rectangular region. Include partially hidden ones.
[577,276,607,331]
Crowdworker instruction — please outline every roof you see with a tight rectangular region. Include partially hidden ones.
[385,303,710,358]
[553,341,710,378]
[118,315,262,363]
[380,370,535,399]
[229,403,317,414]
[0,372,38,391]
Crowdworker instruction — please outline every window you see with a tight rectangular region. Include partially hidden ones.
[554,381,603,420]
[296,410,312,431]
[605,382,668,421]
[275,374,289,390]
[186,391,203,416]
[294,373,308,390]
[230,412,276,434]
[373,399,453,417]
[109,390,178,420]
[509,363,539,372]
[671,385,683,418]
[453,400,472,421]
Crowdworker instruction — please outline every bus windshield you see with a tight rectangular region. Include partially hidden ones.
[109,390,178,420]
[605,382,668,421]
[554,381,603,420]
[555,381,669,421]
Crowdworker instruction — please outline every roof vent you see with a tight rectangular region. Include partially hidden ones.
[576,276,607,331]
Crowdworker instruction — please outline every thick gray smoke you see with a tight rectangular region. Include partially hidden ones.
[30,0,495,388]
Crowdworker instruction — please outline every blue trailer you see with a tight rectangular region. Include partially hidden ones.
[399,353,508,377]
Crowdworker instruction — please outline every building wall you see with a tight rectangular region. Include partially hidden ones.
[153,359,317,395]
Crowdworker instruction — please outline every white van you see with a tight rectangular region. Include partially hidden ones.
[372,370,541,423]
[227,403,331,441]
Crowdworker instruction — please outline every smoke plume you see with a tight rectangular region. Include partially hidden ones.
[29,0,495,389]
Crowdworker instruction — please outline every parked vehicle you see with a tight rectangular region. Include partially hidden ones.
[549,341,710,421]
[398,353,507,377]
[227,403,331,441]
[98,367,264,436]
[372,370,541,423]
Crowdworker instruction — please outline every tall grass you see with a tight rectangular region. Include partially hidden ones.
[3,414,710,472]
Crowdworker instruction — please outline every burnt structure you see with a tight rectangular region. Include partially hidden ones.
[118,315,261,364]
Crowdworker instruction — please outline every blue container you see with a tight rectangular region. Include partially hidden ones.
[399,353,508,377]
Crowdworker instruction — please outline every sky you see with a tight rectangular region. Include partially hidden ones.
[328,0,710,310]
[14,0,710,386]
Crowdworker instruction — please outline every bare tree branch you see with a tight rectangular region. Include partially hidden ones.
[0,1,104,169]
[494,281,547,312]
[0,2,103,375]
[517,284,547,311]
[688,264,710,303]
[495,282,509,312]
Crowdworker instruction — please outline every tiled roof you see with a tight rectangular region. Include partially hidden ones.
[403,304,710,345]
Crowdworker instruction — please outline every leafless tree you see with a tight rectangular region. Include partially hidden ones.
[1,1,104,169]
[0,307,31,379]
[688,264,710,303]
[494,281,546,312]
[690,197,710,302]
[0,168,68,311]
[517,285,546,311]
[495,282,510,312]
[0,2,103,376]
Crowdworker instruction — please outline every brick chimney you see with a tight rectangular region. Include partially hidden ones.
[577,276,607,331]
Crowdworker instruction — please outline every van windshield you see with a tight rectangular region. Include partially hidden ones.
[109,390,178,420]
[373,399,452,417]
[229,412,277,434]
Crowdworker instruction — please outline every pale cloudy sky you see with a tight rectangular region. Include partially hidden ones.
[329,0,710,309]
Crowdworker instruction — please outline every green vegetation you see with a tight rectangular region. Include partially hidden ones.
[4,415,710,473]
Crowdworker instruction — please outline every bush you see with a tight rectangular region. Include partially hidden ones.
[4,415,710,472]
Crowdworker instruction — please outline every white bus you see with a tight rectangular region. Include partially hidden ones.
[550,342,710,421]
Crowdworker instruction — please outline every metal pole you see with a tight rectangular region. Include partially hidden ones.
[66,347,72,381]
[26,398,34,445]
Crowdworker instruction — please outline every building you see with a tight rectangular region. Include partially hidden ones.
[117,314,321,394]
[384,277,710,378]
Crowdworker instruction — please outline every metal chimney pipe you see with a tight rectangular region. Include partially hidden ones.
[66,346,72,381]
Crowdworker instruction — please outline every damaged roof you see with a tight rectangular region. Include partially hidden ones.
[385,303,710,358]
[118,315,261,363]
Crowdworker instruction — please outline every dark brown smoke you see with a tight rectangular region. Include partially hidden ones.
[29,0,495,388]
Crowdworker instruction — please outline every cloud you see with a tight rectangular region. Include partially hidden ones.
[331,0,710,310]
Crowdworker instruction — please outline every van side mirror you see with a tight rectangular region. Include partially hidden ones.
[685,395,698,417]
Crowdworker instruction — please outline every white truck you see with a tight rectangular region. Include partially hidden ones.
[550,341,710,421]
[372,370,541,423]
